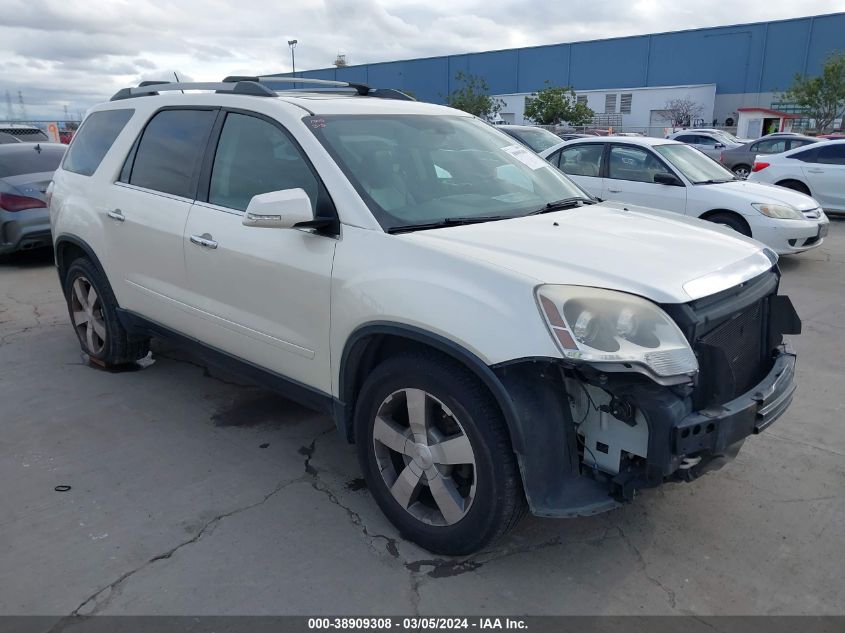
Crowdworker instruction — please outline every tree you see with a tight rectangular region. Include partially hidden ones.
[523,83,593,126]
[663,96,704,128]
[784,53,845,133]
[445,72,504,119]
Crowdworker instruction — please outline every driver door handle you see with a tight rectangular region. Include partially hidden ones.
[190,233,218,249]
[607,187,622,193]
[106,209,125,222]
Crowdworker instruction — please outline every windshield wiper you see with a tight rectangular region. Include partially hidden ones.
[386,216,509,234]
[527,196,596,215]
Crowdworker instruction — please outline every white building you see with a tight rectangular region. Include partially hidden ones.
[495,84,717,135]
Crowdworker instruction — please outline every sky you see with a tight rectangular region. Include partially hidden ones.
[1,0,843,121]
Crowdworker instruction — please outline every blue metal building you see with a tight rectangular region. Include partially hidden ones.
[290,12,844,125]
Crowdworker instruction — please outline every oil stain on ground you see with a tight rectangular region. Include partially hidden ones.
[212,391,310,428]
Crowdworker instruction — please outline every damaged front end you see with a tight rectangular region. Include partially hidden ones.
[494,268,801,517]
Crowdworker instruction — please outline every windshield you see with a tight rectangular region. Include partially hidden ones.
[710,130,740,144]
[305,115,588,231]
[505,127,564,153]
[653,143,736,184]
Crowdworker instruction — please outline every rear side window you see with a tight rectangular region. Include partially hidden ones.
[816,144,845,165]
[0,145,65,178]
[787,139,815,150]
[558,144,604,177]
[63,109,133,176]
[128,109,216,198]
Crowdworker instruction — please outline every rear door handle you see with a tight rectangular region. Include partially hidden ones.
[190,233,218,249]
[807,168,824,173]
[107,209,124,222]
[607,188,622,193]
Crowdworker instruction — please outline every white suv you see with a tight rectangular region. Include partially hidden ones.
[50,78,801,555]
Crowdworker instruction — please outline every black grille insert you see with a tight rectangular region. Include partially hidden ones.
[695,300,766,406]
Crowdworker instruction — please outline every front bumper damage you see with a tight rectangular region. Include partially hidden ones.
[493,342,797,518]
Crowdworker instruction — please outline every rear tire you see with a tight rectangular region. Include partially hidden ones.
[63,257,150,366]
[732,164,751,179]
[354,351,526,555]
[705,212,752,237]
[776,179,811,196]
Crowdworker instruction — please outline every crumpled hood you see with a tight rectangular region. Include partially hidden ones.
[404,202,774,304]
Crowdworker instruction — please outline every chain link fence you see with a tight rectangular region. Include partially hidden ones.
[0,120,80,144]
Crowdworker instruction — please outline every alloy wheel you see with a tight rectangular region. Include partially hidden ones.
[372,388,477,526]
[733,166,750,179]
[70,276,107,356]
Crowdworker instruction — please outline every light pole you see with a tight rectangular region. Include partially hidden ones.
[288,39,298,77]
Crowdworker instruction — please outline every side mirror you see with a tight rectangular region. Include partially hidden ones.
[243,188,313,229]
[654,172,684,187]
[715,143,725,149]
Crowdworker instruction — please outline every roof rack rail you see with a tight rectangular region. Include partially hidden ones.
[223,75,371,96]
[110,80,275,101]
[222,75,416,101]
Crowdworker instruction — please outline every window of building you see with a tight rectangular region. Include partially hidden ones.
[604,94,617,114]
[620,94,632,115]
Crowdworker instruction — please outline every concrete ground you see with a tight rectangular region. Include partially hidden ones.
[1,224,843,617]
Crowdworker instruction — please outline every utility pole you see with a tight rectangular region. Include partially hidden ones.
[4,90,13,120]
[288,39,298,76]
[17,91,28,123]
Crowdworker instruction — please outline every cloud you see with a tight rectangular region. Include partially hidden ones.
[0,0,841,119]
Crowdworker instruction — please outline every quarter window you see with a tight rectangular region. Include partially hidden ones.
[63,109,134,176]
[208,113,320,212]
[608,145,673,183]
[128,109,216,198]
[558,144,604,178]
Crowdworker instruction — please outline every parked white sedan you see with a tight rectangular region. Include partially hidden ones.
[747,139,845,216]
[540,137,830,254]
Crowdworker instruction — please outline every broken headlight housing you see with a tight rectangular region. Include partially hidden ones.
[536,285,698,381]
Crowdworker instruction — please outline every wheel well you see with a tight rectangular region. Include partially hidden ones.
[339,328,524,452]
[732,163,751,170]
[54,237,111,296]
[700,209,751,235]
[55,241,87,288]
[776,179,811,195]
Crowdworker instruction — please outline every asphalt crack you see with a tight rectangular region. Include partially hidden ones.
[302,432,402,560]
[615,523,678,611]
[47,471,308,628]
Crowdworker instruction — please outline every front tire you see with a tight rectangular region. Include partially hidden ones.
[354,352,525,555]
[705,212,752,237]
[63,257,149,366]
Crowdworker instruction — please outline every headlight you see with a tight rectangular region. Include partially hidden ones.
[536,285,698,379]
[752,203,804,220]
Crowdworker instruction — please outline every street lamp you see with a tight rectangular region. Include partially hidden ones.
[288,39,298,76]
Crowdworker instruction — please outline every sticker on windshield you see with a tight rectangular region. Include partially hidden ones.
[500,144,549,170]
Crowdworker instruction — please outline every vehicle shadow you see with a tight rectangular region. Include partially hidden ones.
[0,246,54,268]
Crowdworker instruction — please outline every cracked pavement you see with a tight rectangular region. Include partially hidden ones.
[2,224,844,617]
